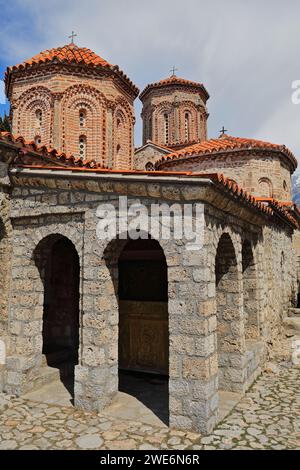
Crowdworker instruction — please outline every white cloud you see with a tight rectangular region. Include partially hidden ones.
[255,96,300,159]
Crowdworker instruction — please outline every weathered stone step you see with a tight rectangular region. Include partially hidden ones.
[283,317,300,332]
[31,366,61,392]
[287,308,300,317]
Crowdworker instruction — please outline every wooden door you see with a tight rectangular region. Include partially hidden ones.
[119,300,168,375]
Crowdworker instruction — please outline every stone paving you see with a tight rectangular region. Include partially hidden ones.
[0,365,299,450]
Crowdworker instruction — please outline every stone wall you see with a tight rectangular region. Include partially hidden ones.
[0,172,297,433]
[157,151,293,201]
[134,144,169,171]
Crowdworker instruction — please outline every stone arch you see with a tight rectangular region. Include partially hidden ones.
[242,239,259,339]
[102,234,169,424]
[215,232,245,392]
[5,222,84,397]
[13,86,53,146]
[61,84,107,162]
[258,177,273,198]
[30,226,83,258]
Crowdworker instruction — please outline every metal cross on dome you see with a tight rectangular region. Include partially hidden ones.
[68,31,77,44]
[170,66,178,76]
[219,126,228,136]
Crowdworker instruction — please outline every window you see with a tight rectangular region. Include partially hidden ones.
[79,110,86,127]
[258,177,273,198]
[36,109,42,127]
[79,136,87,159]
[145,162,154,171]
[283,180,288,191]
[184,112,190,142]
[164,113,169,144]
[35,136,41,146]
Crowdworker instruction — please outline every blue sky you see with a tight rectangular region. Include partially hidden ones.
[1,0,300,163]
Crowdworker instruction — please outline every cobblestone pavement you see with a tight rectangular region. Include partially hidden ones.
[0,366,299,450]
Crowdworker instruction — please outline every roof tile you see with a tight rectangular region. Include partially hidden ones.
[156,134,297,171]
[140,74,209,100]
[5,43,139,97]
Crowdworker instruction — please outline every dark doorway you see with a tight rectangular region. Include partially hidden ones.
[118,238,169,424]
[35,235,80,401]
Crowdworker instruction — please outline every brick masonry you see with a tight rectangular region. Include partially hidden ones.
[9,68,135,169]
[140,86,208,150]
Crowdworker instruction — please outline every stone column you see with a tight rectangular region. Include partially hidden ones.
[167,241,218,434]
[4,225,45,395]
[74,213,118,411]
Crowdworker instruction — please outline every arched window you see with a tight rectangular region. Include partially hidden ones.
[258,177,273,198]
[79,109,86,128]
[36,109,42,127]
[164,113,169,145]
[184,112,190,142]
[34,135,41,146]
[145,162,155,171]
[79,135,87,159]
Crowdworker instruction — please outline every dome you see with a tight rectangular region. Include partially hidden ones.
[140,74,209,101]
[5,43,139,97]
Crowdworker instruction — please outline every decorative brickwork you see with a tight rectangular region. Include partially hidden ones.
[6,44,139,169]
[156,135,297,201]
[140,75,209,150]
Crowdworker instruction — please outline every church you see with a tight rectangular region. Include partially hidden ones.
[0,41,299,434]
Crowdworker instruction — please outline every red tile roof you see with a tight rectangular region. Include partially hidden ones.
[12,43,111,68]
[255,198,298,227]
[0,131,102,169]
[156,134,298,171]
[5,43,139,97]
[140,74,209,101]
[1,132,298,228]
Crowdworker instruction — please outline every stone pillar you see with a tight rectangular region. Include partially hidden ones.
[74,219,118,411]
[167,245,218,434]
[4,231,45,395]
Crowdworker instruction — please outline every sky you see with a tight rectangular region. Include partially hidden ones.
[1,0,300,167]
